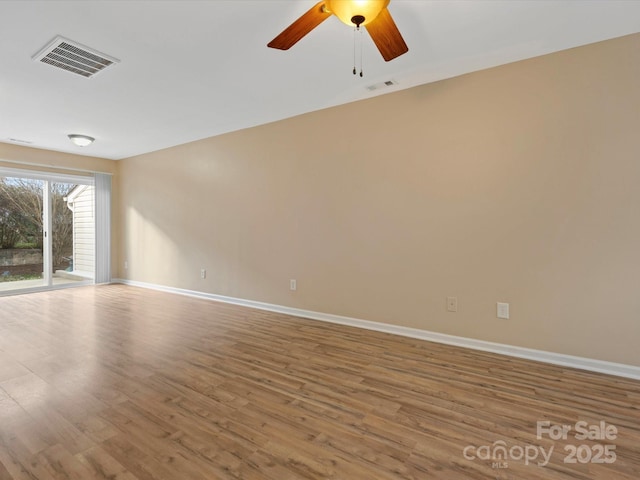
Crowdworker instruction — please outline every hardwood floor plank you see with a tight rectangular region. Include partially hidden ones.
[0,435,57,480]
[0,284,639,480]
[99,435,172,480]
[75,446,137,480]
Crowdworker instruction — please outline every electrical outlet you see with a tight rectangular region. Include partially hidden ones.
[447,296,458,312]
[290,279,297,291]
[497,302,509,319]
[200,268,206,279]
[124,260,128,270]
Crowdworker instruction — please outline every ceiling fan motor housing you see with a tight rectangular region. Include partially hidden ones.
[326,0,390,26]
[351,14,365,27]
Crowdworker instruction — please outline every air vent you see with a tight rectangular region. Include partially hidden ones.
[32,36,119,78]
[366,79,398,91]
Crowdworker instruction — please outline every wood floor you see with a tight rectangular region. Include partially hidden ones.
[0,285,638,480]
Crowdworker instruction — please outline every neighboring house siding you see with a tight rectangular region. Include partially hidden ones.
[68,185,95,277]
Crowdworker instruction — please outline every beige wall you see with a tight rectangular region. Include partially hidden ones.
[0,142,116,175]
[117,33,640,366]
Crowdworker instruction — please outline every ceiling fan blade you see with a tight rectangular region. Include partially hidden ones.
[268,1,332,50]
[365,7,408,62]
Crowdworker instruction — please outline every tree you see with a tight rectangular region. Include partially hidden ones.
[0,178,74,268]
[0,178,37,248]
[0,200,22,249]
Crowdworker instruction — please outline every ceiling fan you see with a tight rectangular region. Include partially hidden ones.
[267,0,408,62]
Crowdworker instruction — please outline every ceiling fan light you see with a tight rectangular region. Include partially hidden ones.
[68,134,95,147]
[326,0,390,27]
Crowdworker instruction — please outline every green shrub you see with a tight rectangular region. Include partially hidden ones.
[14,242,39,249]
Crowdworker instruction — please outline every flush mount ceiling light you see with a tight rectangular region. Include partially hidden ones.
[68,134,95,147]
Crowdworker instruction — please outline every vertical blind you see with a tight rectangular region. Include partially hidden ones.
[94,172,111,284]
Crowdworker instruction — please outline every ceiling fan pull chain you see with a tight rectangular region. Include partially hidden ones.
[353,26,357,75]
[353,25,364,77]
[359,26,364,77]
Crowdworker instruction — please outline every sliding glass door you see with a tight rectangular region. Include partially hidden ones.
[0,167,101,294]
[0,176,46,290]
[51,181,96,286]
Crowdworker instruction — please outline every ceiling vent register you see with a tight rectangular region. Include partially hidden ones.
[32,36,119,78]
[366,79,397,91]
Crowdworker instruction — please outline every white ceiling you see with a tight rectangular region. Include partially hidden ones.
[1,0,639,160]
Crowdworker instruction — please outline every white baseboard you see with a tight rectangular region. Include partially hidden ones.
[112,278,640,381]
